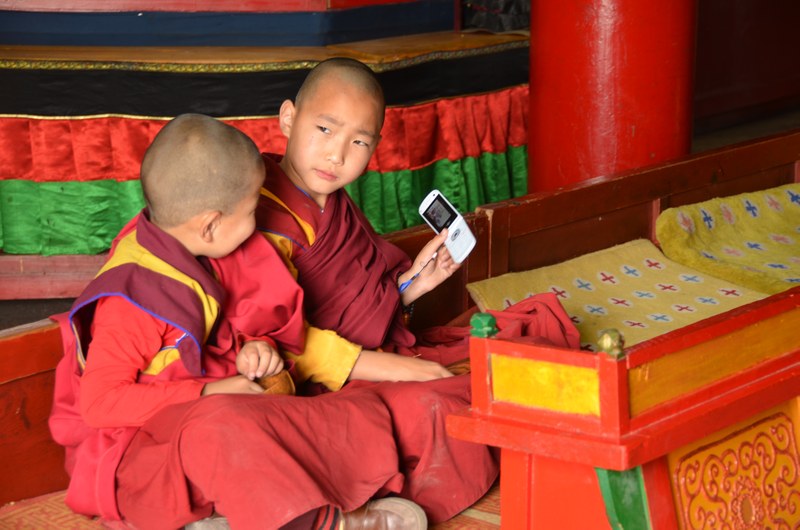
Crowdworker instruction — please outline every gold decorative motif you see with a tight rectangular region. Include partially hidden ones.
[673,413,800,529]
[729,477,765,529]
[0,41,528,74]
[0,58,320,74]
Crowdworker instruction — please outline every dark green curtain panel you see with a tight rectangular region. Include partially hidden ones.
[348,145,528,234]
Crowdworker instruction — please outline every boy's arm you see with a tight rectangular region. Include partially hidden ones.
[283,325,361,391]
[285,325,453,389]
[349,350,453,382]
[397,230,460,306]
[79,296,206,429]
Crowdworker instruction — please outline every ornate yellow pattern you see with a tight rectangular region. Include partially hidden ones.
[672,411,800,529]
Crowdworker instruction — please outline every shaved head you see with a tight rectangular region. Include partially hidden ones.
[296,57,385,127]
[141,114,264,228]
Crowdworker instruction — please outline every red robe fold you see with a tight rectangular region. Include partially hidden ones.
[115,388,405,530]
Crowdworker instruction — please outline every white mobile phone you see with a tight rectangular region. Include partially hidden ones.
[418,189,476,264]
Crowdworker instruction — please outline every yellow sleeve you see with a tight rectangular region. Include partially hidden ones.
[285,325,362,392]
[261,232,299,279]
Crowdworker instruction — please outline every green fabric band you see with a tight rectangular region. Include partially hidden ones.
[0,146,527,254]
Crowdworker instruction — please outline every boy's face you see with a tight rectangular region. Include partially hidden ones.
[203,172,262,259]
[280,76,383,208]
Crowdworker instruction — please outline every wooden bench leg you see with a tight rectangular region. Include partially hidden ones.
[500,449,613,529]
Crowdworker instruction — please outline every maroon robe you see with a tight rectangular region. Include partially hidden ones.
[257,154,414,350]
[255,155,582,522]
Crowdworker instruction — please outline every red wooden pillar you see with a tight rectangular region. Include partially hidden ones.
[528,0,697,192]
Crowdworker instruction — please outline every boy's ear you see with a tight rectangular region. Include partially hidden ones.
[199,210,223,242]
[278,99,296,137]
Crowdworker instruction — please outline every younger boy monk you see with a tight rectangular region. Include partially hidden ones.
[240,58,581,522]
[48,113,429,530]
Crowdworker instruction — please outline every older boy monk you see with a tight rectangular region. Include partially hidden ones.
[244,58,581,522]
[49,113,428,530]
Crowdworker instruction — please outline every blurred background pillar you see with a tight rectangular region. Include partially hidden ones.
[528,0,697,191]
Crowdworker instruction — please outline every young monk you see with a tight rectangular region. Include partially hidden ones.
[242,58,582,522]
[48,113,428,530]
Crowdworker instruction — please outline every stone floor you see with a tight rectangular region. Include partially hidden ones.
[2,108,800,330]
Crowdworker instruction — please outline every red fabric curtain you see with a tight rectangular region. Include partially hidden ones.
[0,85,528,183]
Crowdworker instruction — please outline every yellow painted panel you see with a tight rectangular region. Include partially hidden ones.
[668,399,800,530]
[629,308,800,416]
[491,354,600,416]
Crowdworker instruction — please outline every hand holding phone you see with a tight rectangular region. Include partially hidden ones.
[418,189,476,264]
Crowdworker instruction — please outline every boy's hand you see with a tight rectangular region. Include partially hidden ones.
[349,350,454,383]
[236,340,284,381]
[399,229,461,305]
[202,375,264,395]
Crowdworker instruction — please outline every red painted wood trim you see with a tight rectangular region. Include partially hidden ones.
[0,314,67,505]
[0,253,105,300]
[469,337,491,414]
[598,352,629,438]
[0,373,70,505]
[648,198,662,244]
[0,320,61,384]
[500,449,533,528]
[447,409,635,470]
[641,457,680,530]
[487,401,602,435]
[481,200,510,276]
[483,337,598,368]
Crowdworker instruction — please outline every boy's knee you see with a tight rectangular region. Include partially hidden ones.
[377,382,469,423]
[177,395,271,444]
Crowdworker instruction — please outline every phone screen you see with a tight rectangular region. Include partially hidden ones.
[422,195,457,232]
